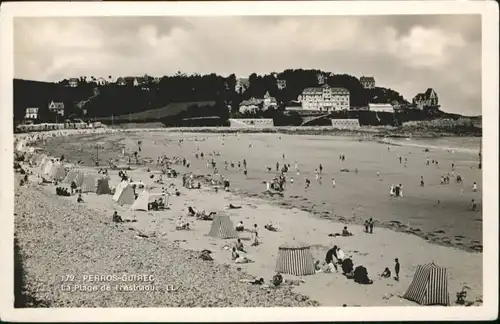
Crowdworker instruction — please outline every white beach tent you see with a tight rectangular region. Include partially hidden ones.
[47,163,67,181]
[63,169,85,186]
[130,191,168,211]
[43,160,54,176]
[113,181,135,205]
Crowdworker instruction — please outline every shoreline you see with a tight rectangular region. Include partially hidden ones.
[15,124,482,138]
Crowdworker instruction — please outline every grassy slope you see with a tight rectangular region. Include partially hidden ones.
[98,101,216,122]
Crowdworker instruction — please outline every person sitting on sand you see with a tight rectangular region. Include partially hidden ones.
[77,194,84,203]
[354,266,373,285]
[235,221,244,232]
[264,222,279,232]
[341,258,354,276]
[235,238,245,252]
[314,260,322,273]
[71,181,77,195]
[272,273,283,286]
[232,247,252,264]
[176,216,190,230]
[336,247,345,263]
[175,189,181,196]
[112,211,123,223]
[380,267,391,278]
[188,206,196,216]
[341,226,353,237]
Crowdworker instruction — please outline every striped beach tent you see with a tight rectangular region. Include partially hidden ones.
[47,163,67,181]
[80,174,99,193]
[403,262,450,306]
[275,241,315,276]
[63,169,85,186]
[208,212,238,239]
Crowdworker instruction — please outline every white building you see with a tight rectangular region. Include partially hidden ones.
[48,101,65,116]
[298,84,350,112]
[238,97,261,114]
[68,78,79,87]
[277,79,287,90]
[235,78,250,94]
[25,107,39,120]
[263,91,278,109]
[360,76,376,89]
[96,77,107,86]
[368,103,394,113]
[317,73,326,85]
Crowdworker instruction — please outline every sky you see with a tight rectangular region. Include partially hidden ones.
[14,15,481,116]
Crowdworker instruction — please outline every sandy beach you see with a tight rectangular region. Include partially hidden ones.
[14,129,483,307]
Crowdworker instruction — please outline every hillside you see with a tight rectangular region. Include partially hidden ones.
[98,101,217,124]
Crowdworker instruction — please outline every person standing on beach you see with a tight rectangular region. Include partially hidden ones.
[377,170,380,177]
[364,220,369,233]
[290,177,294,185]
[426,158,430,166]
[243,159,247,169]
[369,218,374,234]
[315,169,319,181]
[251,224,260,246]
[332,177,336,188]
[473,182,477,192]
[276,162,280,172]
[319,164,323,174]
[420,176,425,187]
[305,178,311,189]
[394,258,400,281]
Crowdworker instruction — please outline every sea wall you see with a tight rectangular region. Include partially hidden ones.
[330,119,361,129]
[229,118,275,128]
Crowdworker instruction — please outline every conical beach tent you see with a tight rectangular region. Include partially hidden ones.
[63,169,85,186]
[275,241,315,276]
[113,181,130,201]
[47,163,67,181]
[403,262,450,306]
[208,212,238,239]
[114,183,135,205]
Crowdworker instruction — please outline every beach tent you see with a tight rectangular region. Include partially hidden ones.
[47,163,67,181]
[80,174,99,193]
[130,191,167,211]
[113,181,130,201]
[113,182,135,205]
[403,262,450,306]
[96,178,111,195]
[63,169,85,187]
[275,241,316,276]
[42,160,54,175]
[207,212,238,239]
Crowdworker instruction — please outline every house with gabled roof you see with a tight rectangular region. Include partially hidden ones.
[412,88,439,110]
[360,76,376,89]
